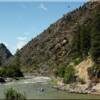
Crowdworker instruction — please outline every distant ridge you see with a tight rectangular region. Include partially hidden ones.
[0,43,12,66]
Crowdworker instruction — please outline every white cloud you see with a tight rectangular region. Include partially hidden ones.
[17,36,27,41]
[17,40,27,49]
[16,31,31,50]
[40,3,47,11]
[17,36,27,49]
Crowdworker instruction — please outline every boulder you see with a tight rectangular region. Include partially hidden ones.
[0,77,5,83]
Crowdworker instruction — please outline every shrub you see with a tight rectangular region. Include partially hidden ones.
[5,88,26,100]
[0,66,23,78]
[57,65,66,77]
[73,57,83,66]
[63,65,76,84]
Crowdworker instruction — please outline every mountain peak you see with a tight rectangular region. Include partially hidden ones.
[0,43,12,66]
[0,43,6,47]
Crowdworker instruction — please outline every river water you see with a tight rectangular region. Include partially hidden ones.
[0,76,100,99]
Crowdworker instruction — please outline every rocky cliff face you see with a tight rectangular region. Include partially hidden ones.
[0,43,12,66]
[14,2,100,74]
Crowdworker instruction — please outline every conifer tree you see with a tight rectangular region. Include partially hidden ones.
[90,7,100,64]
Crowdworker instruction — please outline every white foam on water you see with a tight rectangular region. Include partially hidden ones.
[2,76,51,85]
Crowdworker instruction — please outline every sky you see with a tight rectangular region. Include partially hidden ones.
[0,0,87,54]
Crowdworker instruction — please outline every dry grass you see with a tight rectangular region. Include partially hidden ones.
[75,57,94,83]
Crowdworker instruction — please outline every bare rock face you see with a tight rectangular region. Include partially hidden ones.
[0,43,12,66]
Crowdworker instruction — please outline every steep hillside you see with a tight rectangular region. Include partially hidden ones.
[0,43,12,66]
[14,1,100,74]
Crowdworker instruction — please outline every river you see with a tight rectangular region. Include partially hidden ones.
[0,76,100,99]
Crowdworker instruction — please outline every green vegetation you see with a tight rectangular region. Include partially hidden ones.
[63,65,76,83]
[0,66,23,78]
[73,23,91,59]
[73,57,83,66]
[5,88,26,100]
[0,48,24,78]
[73,6,100,64]
[72,7,100,81]
[8,49,21,68]
[87,7,100,80]
[90,7,100,64]
[15,49,21,67]
[79,25,91,58]
[57,65,66,77]
[56,64,76,84]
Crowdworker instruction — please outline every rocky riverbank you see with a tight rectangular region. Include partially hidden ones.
[52,78,100,95]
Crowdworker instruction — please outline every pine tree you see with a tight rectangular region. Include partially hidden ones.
[80,24,91,58]
[90,7,100,64]
[75,23,91,58]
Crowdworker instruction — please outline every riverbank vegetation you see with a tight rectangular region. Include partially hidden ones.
[55,64,76,84]
[0,49,24,79]
[63,65,76,83]
[0,66,23,78]
[5,88,26,100]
